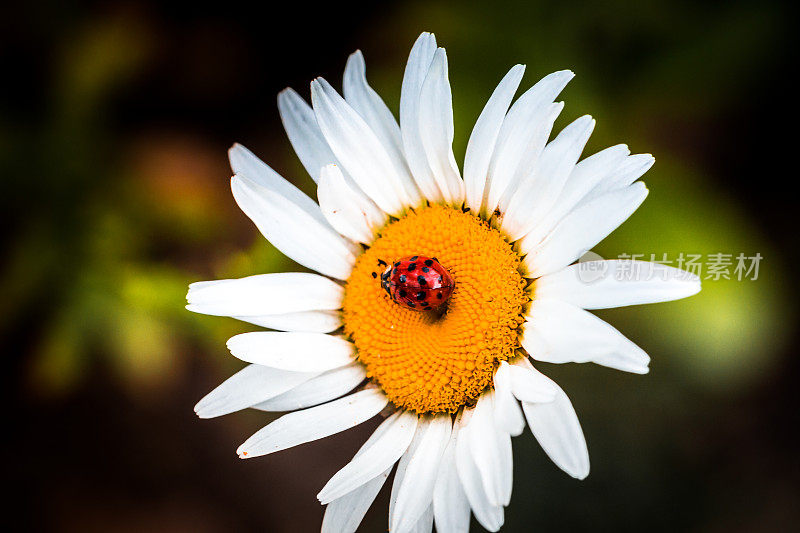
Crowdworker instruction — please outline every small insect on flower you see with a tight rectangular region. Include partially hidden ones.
[380,255,454,311]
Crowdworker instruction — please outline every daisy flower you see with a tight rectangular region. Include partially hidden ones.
[187,32,701,532]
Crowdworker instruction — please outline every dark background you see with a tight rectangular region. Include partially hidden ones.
[2,1,798,531]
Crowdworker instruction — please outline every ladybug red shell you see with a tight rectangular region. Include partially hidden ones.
[380,255,454,311]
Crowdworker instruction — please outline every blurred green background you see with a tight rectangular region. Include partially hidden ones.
[2,0,797,531]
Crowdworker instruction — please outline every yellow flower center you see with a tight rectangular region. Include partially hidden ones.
[343,205,529,414]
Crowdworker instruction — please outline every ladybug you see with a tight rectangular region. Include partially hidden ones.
[380,255,454,311]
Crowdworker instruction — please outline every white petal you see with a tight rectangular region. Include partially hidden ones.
[455,411,504,531]
[484,70,574,216]
[391,415,452,533]
[535,260,701,309]
[588,153,655,199]
[417,48,465,205]
[508,70,574,114]
[318,163,386,244]
[560,144,632,203]
[521,383,590,479]
[521,182,649,278]
[487,102,564,219]
[508,357,559,403]
[277,88,336,183]
[390,416,424,524]
[235,310,341,333]
[231,175,358,280]
[237,388,387,458]
[194,364,317,419]
[228,144,328,223]
[186,272,343,317]
[253,363,366,412]
[500,115,596,240]
[311,78,412,215]
[409,505,434,533]
[343,50,422,206]
[463,64,525,213]
[321,410,401,533]
[400,32,442,203]
[467,392,513,506]
[321,471,389,533]
[278,88,390,226]
[318,411,418,503]
[226,331,355,372]
[433,425,471,533]
[495,430,513,506]
[492,362,526,436]
[522,299,650,374]
[520,144,630,248]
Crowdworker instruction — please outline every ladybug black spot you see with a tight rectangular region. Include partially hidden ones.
[399,289,407,298]
[437,293,443,299]
[407,263,417,271]
[424,259,433,266]
[416,292,426,301]
[410,256,419,261]
[408,302,416,308]
[421,266,430,273]
[423,306,432,311]
[418,276,427,285]
[399,274,407,283]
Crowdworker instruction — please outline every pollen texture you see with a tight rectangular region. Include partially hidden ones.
[343,205,529,414]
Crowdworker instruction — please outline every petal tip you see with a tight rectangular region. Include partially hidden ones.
[225,334,240,352]
[277,87,296,101]
[195,409,212,420]
[310,78,324,93]
[552,69,575,80]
